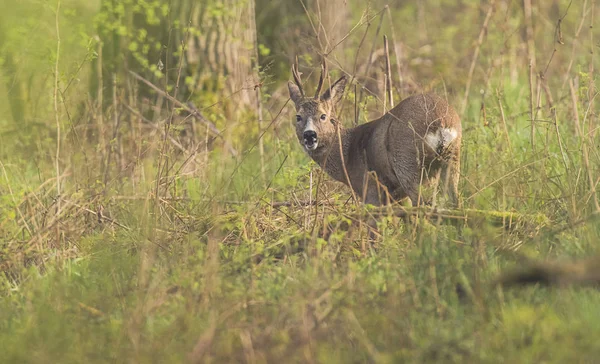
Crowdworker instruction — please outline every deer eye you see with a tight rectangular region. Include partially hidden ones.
[320,114,327,121]
[296,115,302,122]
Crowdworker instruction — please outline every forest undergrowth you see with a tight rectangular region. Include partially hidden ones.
[0,0,599,362]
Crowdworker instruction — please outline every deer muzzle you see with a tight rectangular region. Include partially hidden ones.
[303,130,318,151]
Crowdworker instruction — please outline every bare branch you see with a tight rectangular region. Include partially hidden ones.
[128,70,237,156]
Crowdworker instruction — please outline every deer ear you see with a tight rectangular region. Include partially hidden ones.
[288,81,303,106]
[321,75,347,104]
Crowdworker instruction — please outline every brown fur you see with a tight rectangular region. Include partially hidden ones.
[288,68,462,207]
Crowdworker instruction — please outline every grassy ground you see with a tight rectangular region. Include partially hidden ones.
[1,0,600,363]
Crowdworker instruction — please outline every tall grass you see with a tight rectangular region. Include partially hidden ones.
[1,0,599,362]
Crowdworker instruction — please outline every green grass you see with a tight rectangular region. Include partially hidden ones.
[1,0,600,362]
[1,218,600,363]
[1,138,599,362]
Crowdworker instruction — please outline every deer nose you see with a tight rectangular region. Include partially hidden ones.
[303,130,317,142]
[303,130,318,150]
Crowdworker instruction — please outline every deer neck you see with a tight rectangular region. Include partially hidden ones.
[309,126,356,184]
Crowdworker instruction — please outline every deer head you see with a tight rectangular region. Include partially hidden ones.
[288,59,347,154]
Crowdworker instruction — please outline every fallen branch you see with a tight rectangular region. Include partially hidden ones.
[362,206,550,232]
[124,103,191,154]
[263,202,550,232]
[270,200,319,208]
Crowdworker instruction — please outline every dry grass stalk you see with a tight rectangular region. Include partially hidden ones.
[385,5,403,98]
[53,0,62,246]
[383,35,394,111]
[461,0,496,115]
[569,79,600,212]
[523,0,537,150]
[128,71,237,156]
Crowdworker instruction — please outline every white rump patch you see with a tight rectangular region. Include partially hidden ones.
[425,133,441,151]
[440,128,458,145]
[425,128,458,152]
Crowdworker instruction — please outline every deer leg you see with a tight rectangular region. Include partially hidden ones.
[449,160,461,208]
[441,158,461,208]
[362,171,389,206]
[390,155,424,207]
[356,173,383,246]
[429,167,442,208]
[405,183,423,207]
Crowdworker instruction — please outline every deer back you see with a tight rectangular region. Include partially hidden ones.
[381,93,461,162]
[353,93,461,199]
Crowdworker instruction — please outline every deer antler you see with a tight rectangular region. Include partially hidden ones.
[291,56,305,97]
[314,57,328,99]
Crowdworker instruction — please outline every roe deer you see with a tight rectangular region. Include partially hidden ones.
[288,60,462,207]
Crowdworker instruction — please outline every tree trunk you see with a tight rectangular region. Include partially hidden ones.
[92,0,259,111]
[186,0,258,108]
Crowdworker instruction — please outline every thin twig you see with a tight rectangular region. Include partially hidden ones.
[53,0,62,246]
[570,80,600,212]
[0,161,33,238]
[383,35,394,111]
[465,157,547,202]
[495,89,512,154]
[461,0,496,115]
[328,9,385,54]
[385,5,403,98]
[357,9,386,118]
[523,0,537,149]
[249,0,265,182]
[561,0,589,90]
[95,37,106,172]
[128,70,237,156]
